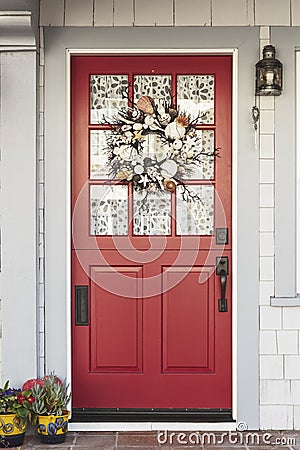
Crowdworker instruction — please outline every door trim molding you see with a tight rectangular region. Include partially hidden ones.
[66,47,238,424]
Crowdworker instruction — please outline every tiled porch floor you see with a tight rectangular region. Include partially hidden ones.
[21,430,300,450]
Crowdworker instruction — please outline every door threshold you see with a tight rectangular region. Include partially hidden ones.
[71,408,233,423]
[69,422,237,432]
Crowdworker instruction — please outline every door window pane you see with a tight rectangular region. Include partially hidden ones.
[177,75,214,124]
[90,75,128,124]
[176,185,214,235]
[90,185,128,235]
[134,75,172,105]
[90,130,111,179]
[182,130,215,180]
[133,189,171,235]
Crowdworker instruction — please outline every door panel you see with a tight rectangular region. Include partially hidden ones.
[71,55,232,417]
[162,267,214,373]
[91,266,143,373]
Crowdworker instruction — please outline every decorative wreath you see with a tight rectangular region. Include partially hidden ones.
[104,94,218,203]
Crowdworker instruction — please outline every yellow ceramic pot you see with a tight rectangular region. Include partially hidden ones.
[38,410,69,444]
[0,413,27,448]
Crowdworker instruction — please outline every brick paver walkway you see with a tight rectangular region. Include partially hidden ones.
[21,430,300,449]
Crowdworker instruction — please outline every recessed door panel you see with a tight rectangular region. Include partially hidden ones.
[162,267,214,373]
[91,266,143,373]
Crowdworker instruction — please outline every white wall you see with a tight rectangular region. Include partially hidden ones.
[258,26,300,430]
[0,50,37,385]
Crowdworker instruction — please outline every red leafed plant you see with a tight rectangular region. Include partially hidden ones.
[22,379,44,391]
[0,381,35,424]
[23,374,70,418]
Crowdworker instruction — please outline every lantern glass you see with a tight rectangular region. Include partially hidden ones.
[255,45,283,96]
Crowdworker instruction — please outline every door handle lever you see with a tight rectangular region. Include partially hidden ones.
[220,269,227,300]
[218,269,228,313]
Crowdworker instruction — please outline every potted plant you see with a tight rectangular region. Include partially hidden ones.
[23,374,71,444]
[0,381,34,448]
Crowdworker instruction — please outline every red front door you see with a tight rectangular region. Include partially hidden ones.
[71,55,232,420]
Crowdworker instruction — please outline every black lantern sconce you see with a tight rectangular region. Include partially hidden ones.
[255,45,283,96]
[252,45,282,139]
[255,45,282,95]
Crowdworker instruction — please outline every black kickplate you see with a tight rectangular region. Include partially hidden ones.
[71,408,233,422]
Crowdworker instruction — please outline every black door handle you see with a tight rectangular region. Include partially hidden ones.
[218,269,228,313]
[220,269,227,300]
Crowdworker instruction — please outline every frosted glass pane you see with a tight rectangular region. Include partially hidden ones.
[133,189,171,235]
[176,185,214,235]
[90,185,128,235]
[134,75,172,105]
[90,75,128,124]
[184,130,215,180]
[177,75,214,124]
[90,130,111,179]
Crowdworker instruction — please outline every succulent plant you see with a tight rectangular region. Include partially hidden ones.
[29,374,71,416]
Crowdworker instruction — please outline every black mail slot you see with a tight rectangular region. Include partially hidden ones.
[75,285,89,326]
